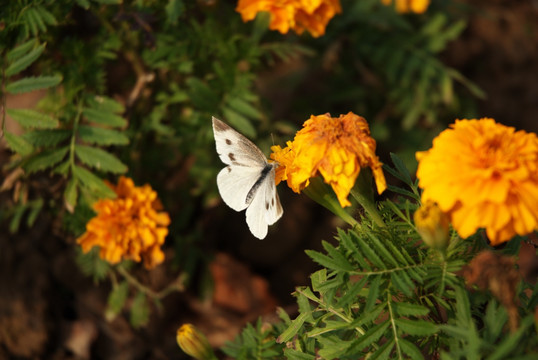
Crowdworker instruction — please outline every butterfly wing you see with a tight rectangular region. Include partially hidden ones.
[245,165,283,239]
[216,165,264,212]
[264,165,283,226]
[212,117,268,168]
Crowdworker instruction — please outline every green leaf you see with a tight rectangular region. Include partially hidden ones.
[357,238,386,270]
[277,306,292,324]
[186,77,219,110]
[23,8,39,36]
[5,43,46,77]
[318,337,354,359]
[439,324,471,339]
[386,184,419,200]
[395,318,437,336]
[389,153,413,186]
[35,6,57,26]
[9,204,26,233]
[305,248,354,272]
[365,232,398,268]
[75,0,91,9]
[310,268,327,292]
[87,95,125,114]
[400,338,424,359]
[75,145,127,173]
[78,125,129,145]
[341,230,371,270]
[4,132,34,156]
[335,276,368,309]
[26,198,44,227]
[72,165,116,198]
[277,312,310,343]
[306,321,348,337]
[130,291,149,328]
[82,108,127,127]
[369,339,395,360]
[165,0,185,24]
[350,303,385,328]
[390,271,414,297]
[222,107,256,139]
[486,315,535,360]
[64,177,78,213]
[322,240,355,270]
[53,160,70,176]
[227,97,262,120]
[392,302,429,317]
[76,247,111,282]
[454,287,471,323]
[350,321,390,353]
[7,39,37,62]
[28,7,47,33]
[6,75,62,94]
[7,108,59,129]
[24,146,69,173]
[22,129,70,147]
[107,281,129,317]
[283,349,316,360]
[364,275,381,313]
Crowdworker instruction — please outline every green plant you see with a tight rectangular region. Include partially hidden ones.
[222,156,538,359]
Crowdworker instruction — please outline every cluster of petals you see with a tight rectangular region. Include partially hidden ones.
[271,112,386,207]
[77,176,170,269]
[381,0,430,14]
[416,118,538,246]
[236,0,342,37]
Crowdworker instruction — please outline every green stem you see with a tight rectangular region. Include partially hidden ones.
[303,177,359,227]
[69,100,83,170]
[387,292,403,359]
[350,188,385,228]
[116,266,185,300]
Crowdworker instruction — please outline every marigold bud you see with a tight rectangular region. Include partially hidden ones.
[176,324,216,360]
[414,200,450,251]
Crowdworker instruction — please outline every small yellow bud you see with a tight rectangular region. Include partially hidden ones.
[176,324,216,360]
[414,200,450,251]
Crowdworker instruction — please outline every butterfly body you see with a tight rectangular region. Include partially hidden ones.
[212,117,283,239]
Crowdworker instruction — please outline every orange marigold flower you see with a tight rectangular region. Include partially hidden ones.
[236,0,342,38]
[416,118,538,246]
[77,176,170,269]
[271,112,386,207]
[381,0,430,14]
[414,200,450,251]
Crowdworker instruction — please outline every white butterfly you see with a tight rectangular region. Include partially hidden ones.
[212,117,283,239]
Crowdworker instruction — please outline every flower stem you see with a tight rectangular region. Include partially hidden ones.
[350,188,385,228]
[116,265,186,300]
[350,169,386,228]
[303,177,359,227]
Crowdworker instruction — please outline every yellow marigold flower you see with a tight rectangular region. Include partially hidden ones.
[176,324,216,360]
[271,112,386,207]
[416,118,538,246]
[77,176,170,269]
[236,0,342,38]
[414,200,450,251]
[381,0,430,14]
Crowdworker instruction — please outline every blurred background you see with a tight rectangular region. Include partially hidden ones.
[1,0,537,358]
